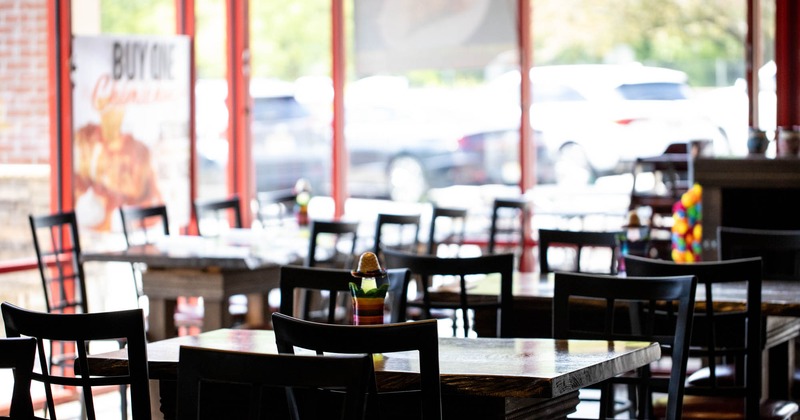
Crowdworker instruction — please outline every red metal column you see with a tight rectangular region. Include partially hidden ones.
[746,0,762,128]
[225,0,253,227]
[47,0,73,213]
[176,0,197,234]
[518,0,533,192]
[517,0,534,272]
[331,0,347,219]
[775,0,800,130]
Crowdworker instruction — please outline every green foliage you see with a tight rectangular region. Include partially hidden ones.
[349,282,389,298]
[98,0,752,87]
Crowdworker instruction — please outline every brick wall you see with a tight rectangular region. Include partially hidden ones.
[0,0,49,164]
[0,0,51,258]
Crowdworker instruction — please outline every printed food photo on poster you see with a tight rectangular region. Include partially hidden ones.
[71,35,191,233]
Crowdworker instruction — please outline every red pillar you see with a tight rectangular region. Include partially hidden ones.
[176,0,197,234]
[331,0,347,219]
[47,0,73,213]
[775,0,800,130]
[225,0,253,227]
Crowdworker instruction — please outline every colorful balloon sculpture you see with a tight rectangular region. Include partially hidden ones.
[671,183,703,263]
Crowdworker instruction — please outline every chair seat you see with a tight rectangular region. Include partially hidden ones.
[684,364,737,387]
[653,395,799,420]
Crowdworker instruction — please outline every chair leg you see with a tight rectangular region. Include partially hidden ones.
[120,384,128,419]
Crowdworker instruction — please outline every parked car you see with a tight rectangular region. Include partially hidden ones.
[479,63,732,185]
[197,78,487,202]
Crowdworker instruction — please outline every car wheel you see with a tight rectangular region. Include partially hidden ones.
[387,155,428,202]
[554,143,594,185]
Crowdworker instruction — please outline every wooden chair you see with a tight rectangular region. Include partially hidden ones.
[119,203,170,299]
[279,265,411,324]
[624,255,799,420]
[119,204,203,336]
[553,272,697,420]
[271,312,442,420]
[426,206,467,256]
[176,345,372,420]
[193,195,243,237]
[381,249,514,338]
[537,228,622,274]
[28,211,89,316]
[0,337,43,420]
[717,226,800,281]
[487,198,530,256]
[254,189,297,227]
[1,302,151,420]
[301,220,361,320]
[306,220,360,269]
[627,153,689,259]
[194,196,250,323]
[373,213,421,262]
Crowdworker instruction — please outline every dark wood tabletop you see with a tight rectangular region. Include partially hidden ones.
[88,328,660,420]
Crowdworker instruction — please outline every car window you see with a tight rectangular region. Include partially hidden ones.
[252,96,310,122]
[615,82,690,100]
[532,83,585,103]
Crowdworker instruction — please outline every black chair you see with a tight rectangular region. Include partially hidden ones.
[537,228,622,274]
[193,195,243,237]
[624,255,799,420]
[119,204,203,336]
[487,198,531,268]
[426,206,467,256]
[553,272,697,420]
[28,211,134,417]
[373,213,421,260]
[176,345,372,420]
[29,211,89,316]
[194,196,251,323]
[717,226,800,281]
[381,248,515,338]
[119,203,170,299]
[255,189,297,227]
[271,312,442,420]
[1,302,152,420]
[301,220,361,320]
[306,220,360,269]
[279,265,411,324]
[0,337,43,420]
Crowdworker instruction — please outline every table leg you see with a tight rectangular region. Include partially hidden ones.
[203,298,224,332]
[147,296,177,342]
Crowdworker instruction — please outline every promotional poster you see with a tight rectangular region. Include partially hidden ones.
[71,35,191,232]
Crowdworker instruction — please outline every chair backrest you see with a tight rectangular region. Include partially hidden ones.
[119,204,170,247]
[623,254,763,420]
[28,211,89,314]
[255,189,297,227]
[553,272,697,420]
[381,249,515,338]
[1,302,151,420]
[0,337,38,419]
[279,265,411,324]
[717,226,800,281]
[488,198,530,256]
[193,196,243,237]
[426,206,467,256]
[176,345,372,420]
[537,228,622,274]
[306,220,360,268]
[373,213,421,260]
[271,313,442,420]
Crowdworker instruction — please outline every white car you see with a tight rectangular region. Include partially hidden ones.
[485,63,731,184]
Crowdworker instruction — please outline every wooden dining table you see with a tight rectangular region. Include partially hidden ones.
[81,228,309,341]
[430,271,800,400]
[86,327,660,420]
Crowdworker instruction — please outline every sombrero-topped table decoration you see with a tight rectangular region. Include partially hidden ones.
[349,251,389,325]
